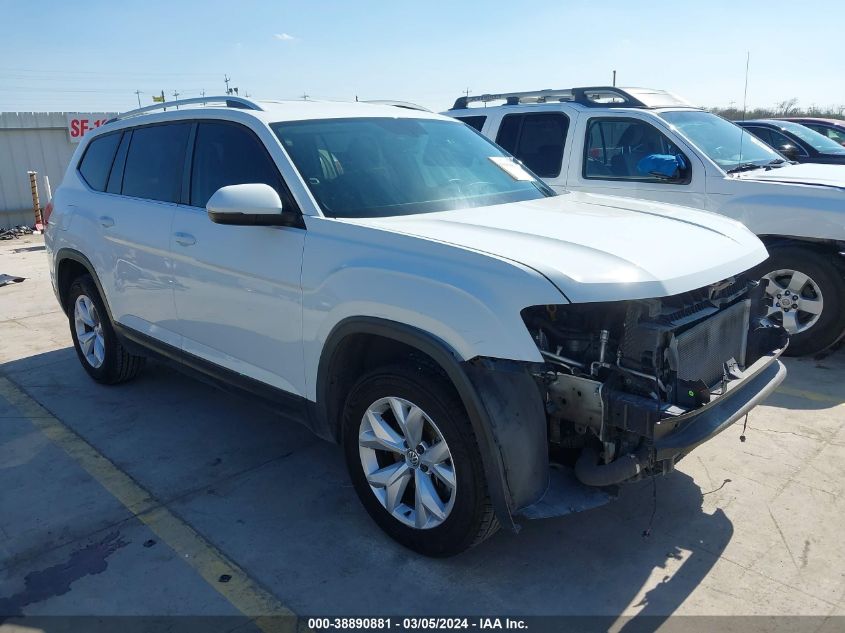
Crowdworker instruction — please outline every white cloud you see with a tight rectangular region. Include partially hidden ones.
[273,33,296,41]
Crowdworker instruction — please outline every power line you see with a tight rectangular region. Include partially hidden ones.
[0,67,221,77]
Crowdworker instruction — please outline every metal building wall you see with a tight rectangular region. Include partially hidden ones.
[0,112,113,229]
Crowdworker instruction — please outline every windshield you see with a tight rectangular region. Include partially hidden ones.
[658,110,782,172]
[775,120,845,155]
[271,118,553,218]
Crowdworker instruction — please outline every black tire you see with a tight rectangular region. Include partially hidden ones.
[342,363,499,557]
[67,274,145,384]
[752,246,845,356]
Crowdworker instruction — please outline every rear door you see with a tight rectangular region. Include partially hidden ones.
[170,120,307,397]
[93,122,189,347]
[494,111,570,190]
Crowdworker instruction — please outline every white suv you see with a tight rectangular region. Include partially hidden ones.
[444,87,845,356]
[46,96,786,556]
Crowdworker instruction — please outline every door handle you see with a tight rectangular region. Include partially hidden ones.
[98,215,114,228]
[174,232,196,247]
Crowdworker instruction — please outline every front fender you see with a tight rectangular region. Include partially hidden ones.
[711,181,845,242]
[316,316,549,532]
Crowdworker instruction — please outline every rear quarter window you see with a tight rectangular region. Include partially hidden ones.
[77,133,121,192]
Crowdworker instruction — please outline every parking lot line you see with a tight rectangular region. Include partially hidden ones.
[776,385,844,405]
[0,376,298,633]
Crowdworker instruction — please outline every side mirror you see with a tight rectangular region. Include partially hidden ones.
[206,183,301,227]
[778,144,800,160]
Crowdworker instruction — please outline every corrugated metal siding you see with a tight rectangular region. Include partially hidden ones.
[0,112,115,228]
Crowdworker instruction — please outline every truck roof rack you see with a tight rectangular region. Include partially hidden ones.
[108,96,264,123]
[450,87,692,110]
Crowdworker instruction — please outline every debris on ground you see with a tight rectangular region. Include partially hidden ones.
[1,225,36,240]
[0,274,25,287]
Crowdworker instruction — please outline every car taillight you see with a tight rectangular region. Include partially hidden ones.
[43,201,53,225]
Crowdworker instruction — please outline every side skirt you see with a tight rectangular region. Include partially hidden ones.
[113,324,315,431]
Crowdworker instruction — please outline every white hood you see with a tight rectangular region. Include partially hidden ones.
[734,162,845,188]
[351,191,768,303]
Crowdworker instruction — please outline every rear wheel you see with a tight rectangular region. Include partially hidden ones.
[754,247,845,356]
[67,274,145,384]
[343,363,498,557]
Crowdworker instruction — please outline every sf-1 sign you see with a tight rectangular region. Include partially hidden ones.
[66,113,116,143]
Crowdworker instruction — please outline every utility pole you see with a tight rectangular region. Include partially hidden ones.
[224,74,231,94]
[134,90,142,107]
[612,70,616,87]
[173,90,180,109]
[464,87,471,98]
[301,93,309,101]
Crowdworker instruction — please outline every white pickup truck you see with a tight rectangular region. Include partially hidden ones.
[444,87,845,356]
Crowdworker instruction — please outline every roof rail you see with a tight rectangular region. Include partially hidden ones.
[108,96,263,123]
[451,86,651,110]
[362,99,431,112]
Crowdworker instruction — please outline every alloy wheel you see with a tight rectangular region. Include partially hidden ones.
[358,396,456,529]
[763,268,824,335]
[74,295,106,368]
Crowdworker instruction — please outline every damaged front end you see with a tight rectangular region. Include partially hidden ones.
[523,275,788,491]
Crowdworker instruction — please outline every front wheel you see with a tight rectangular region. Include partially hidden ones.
[343,363,498,557]
[753,247,845,356]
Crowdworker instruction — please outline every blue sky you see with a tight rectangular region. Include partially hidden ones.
[0,0,842,113]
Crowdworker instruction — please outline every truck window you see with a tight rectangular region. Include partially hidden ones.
[454,116,487,132]
[495,113,568,178]
[584,118,690,184]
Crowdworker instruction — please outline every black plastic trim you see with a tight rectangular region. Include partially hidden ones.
[317,316,549,532]
[654,353,786,460]
[54,248,112,318]
[113,323,311,427]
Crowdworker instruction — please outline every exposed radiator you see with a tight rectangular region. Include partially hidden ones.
[669,299,751,388]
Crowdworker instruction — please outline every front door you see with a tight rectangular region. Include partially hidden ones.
[566,115,707,209]
[170,120,307,397]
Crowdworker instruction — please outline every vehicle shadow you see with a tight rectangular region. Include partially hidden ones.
[1,348,731,620]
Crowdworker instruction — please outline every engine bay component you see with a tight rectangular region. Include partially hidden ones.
[524,275,788,487]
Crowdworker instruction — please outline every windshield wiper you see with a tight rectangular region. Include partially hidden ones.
[765,158,788,168]
[727,162,765,174]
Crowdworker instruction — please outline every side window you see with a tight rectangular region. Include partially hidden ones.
[767,129,808,156]
[584,118,690,184]
[190,122,285,208]
[824,127,845,145]
[495,113,568,178]
[122,123,191,203]
[77,133,121,192]
[454,115,487,132]
[743,126,772,145]
[106,132,131,194]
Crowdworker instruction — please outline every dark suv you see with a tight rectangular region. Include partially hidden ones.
[736,119,845,164]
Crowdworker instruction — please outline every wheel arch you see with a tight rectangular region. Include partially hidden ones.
[315,316,549,532]
[55,248,112,317]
